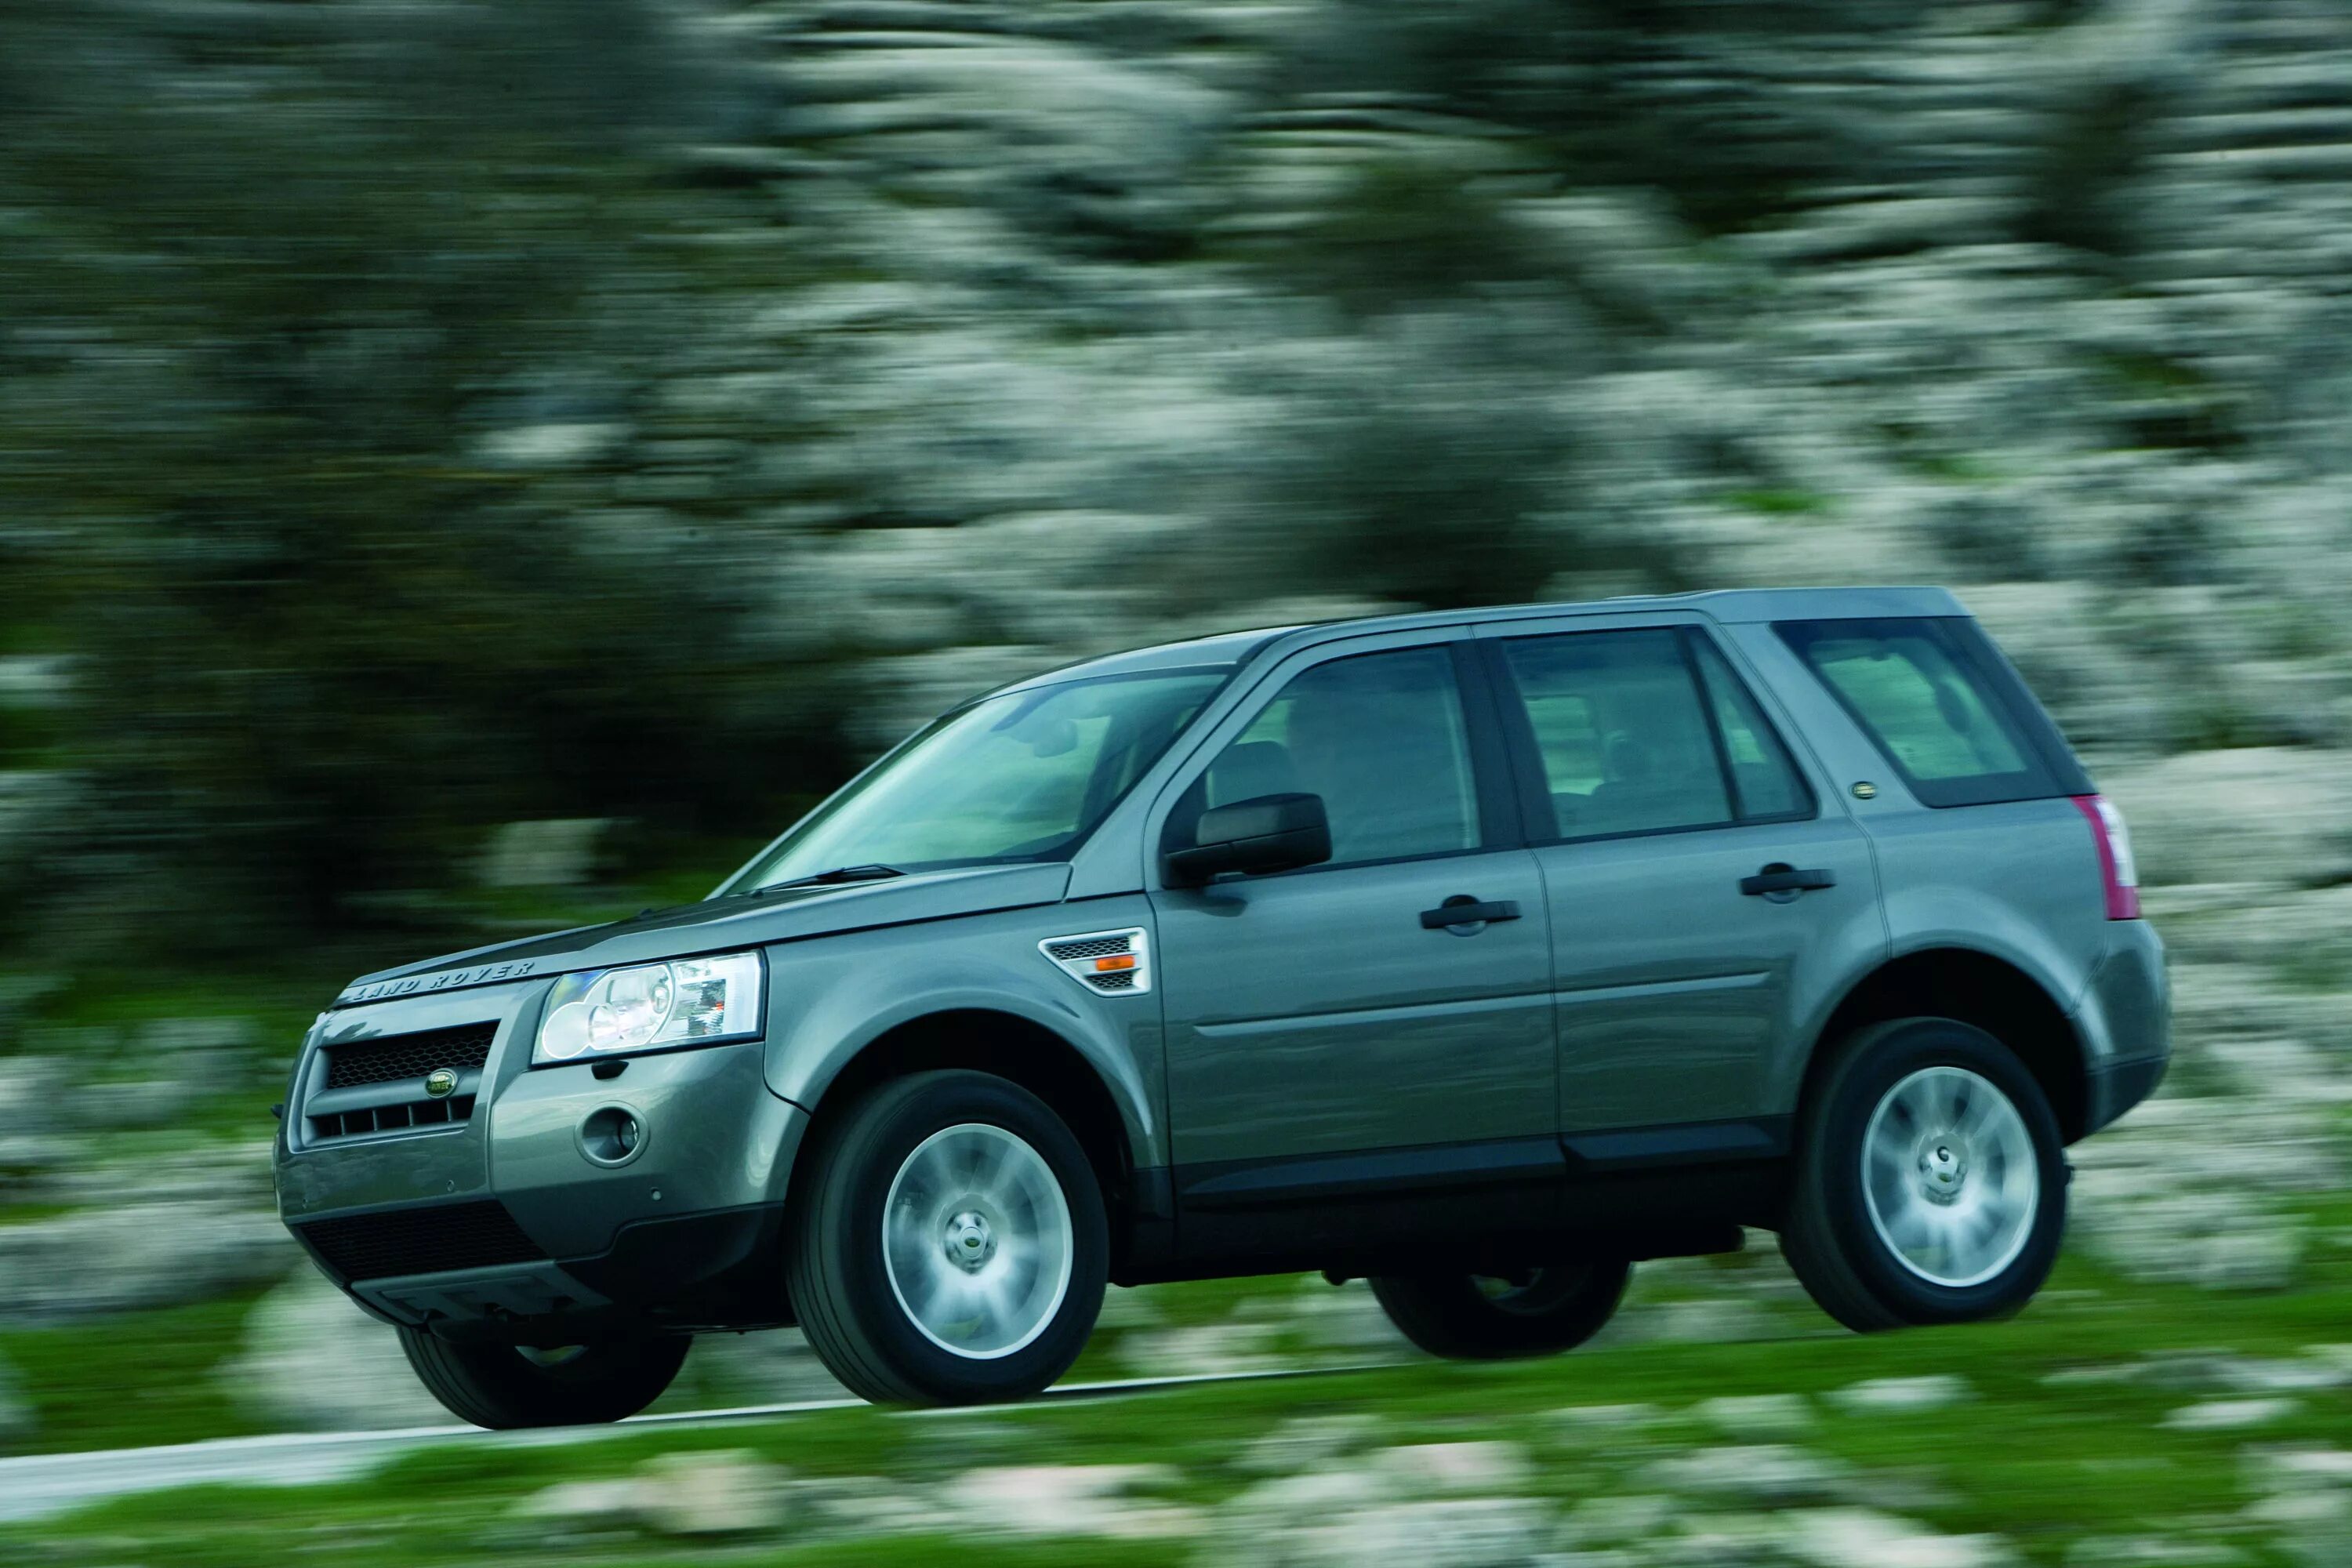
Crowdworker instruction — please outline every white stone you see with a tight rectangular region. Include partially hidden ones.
[1559,1494,1678,1545]
[634,1450,790,1537]
[1242,1497,1549,1568]
[0,1202,295,1324]
[1648,1444,1846,1503]
[1783,1507,2017,1568]
[1372,1441,1532,1494]
[2067,1534,2257,1567]
[0,1348,34,1441]
[1236,1414,1377,1475]
[942,1465,1199,1539]
[673,1329,848,1406]
[516,1479,643,1530]
[1115,1321,1283,1378]
[223,1269,449,1432]
[1226,1468,1388,1515]
[2161,1398,2299,1432]
[477,818,614,889]
[1697,1392,1817,1436]
[1830,1375,1974,1414]
[1092,1283,1165,1331]
[1549,1403,1661,1433]
[2103,749,2352,889]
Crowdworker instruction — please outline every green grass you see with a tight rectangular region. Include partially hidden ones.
[7,1240,2352,1564]
[0,1294,273,1457]
[1726,487,1835,517]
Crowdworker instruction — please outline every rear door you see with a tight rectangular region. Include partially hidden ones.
[1476,615,1885,1163]
[1148,630,1559,1256]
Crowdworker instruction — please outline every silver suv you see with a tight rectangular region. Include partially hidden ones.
[274,586,2168,1424]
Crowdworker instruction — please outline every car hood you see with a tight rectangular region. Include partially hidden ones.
[330,862,1074,1009]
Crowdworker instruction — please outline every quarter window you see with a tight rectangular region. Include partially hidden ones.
[1776,617,2078,808]
[1196,647,1480,867]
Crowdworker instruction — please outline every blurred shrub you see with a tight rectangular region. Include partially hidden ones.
[0,1,840,949]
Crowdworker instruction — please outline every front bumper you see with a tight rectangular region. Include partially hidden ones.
[274,979,809,1335]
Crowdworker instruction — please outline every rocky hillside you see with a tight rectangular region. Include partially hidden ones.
[2,2,2350,1517]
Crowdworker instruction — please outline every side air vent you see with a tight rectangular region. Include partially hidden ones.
[295,1200,546,1282]
[1040,927,1152,996]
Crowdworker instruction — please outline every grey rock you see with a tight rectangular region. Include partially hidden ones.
[1783,1507,2017,1567]
[635,1450,792,1537]
[2104,750,2352,889]
[477,818,615,890]
[1222,1495,1548,1568]
[1829,1375,1973,1415]
[1646,1443,1848,1504]
[223,1269,448,1432]
[941,1464,1200,1539]
[0,1201,295,1324]
[1697,1392,1817,1437]
[2161,1398,2299,1432]
[670,1327,848,1406]
[0,1348,34,1442]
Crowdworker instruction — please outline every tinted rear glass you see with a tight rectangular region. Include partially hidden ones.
[1775,617,2090,808]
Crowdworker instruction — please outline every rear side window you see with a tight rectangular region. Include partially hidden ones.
[1776,617,2090,808]
[1494,627,1813,843]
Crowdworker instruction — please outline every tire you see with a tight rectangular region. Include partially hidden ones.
[786,1069,1109,1406]
[1782,1017,2067,1333]
[396,1329,689,1429]
[1369,1259,1631,1360]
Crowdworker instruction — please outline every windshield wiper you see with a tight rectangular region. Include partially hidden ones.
[756,863,906,893]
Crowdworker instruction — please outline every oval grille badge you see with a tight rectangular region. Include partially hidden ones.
[424,1068,459,1098]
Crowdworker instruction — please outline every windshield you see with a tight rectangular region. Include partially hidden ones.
[730,668,1229,891]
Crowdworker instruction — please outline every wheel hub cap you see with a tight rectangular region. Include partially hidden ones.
[1918,1138,1969,1203]
[884,1123,1074,1361]
[1861,1066,2039,1289]
[945,1210,997,1270]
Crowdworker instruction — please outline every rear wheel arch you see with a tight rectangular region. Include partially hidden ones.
[1802,947,2089,1142]
[791,1009,1136,1227]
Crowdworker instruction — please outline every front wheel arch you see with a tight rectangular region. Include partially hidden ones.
[787,1010,1139,1252]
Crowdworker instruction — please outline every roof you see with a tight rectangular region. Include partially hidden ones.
[1000,585,1968,693]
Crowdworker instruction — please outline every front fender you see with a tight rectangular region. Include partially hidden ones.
[758,898,1165,1169]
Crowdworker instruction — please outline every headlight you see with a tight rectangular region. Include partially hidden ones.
[534,950,765,1065]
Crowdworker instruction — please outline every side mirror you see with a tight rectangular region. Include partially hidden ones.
[1163,792,1333,887]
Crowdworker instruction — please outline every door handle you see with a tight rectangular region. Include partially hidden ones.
[1740,865,1837,897]
[1419,897,1523,930]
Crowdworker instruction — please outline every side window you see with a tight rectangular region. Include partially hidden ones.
[1498,630,1733,841]
[1690,637,1813,822]
[1199,647,1480,867]
[1776,617,2070,808]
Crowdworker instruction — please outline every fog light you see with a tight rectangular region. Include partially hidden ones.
[580,1105,646,1167]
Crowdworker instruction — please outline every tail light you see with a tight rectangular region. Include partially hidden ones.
[2071,795,2141,920]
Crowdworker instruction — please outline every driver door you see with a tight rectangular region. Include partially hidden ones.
[1148,632,1558,1261]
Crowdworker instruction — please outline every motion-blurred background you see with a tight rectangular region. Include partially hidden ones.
[3,1,2351,1562]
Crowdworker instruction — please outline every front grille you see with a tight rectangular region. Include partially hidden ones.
[310,1095,476,1142]
[307,1021,498,1143]
[296,1200,546,1282]
[325,1022,497,1091]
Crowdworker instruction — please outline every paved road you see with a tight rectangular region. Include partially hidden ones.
[0,1366,1374,1523]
